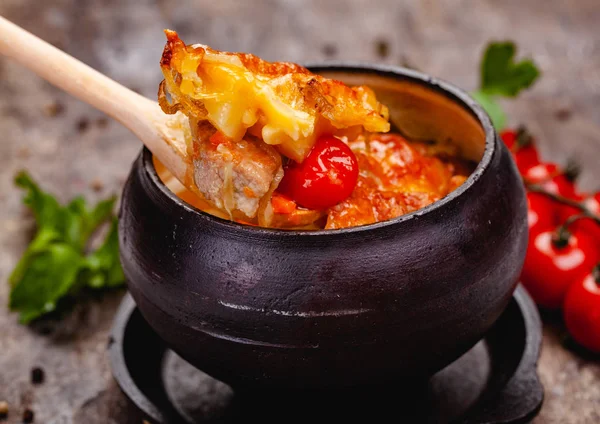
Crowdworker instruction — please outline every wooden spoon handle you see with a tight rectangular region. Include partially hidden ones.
[0,15,188,182]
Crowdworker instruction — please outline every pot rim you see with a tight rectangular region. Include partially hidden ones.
[142,62,496,237]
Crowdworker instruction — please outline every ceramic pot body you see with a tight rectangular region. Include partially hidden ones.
[119,65,528,389]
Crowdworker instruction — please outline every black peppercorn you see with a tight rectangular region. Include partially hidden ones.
[22,408,34,423]
[31,367,45,385]
[76,117,90,133]
[321,44,337,57]
[375,39,390,58]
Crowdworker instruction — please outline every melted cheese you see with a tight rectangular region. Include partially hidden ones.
[159,30,390,162]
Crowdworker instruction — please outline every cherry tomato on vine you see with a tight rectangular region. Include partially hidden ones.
[526,192,559,236]
[558,192,600,243]
[524,163,578,199]
[564,265,600,352]
[583,193,600,241]
[553,189,586,228]
[515,146,541,175]
[523,162,558,183]
[500,129,518,150]
[585,192,600,217]
[278,135,359,210]
[500,128,540,174]
[520,227,600,309]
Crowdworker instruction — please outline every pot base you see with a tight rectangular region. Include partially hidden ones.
[109,286,543,424]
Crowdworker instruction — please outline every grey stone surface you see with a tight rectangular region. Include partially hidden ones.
[0,0,599,422]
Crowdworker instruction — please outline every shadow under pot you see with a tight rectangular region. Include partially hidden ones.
[118,64,528,390]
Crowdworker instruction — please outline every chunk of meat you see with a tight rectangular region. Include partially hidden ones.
[191,124,282,219]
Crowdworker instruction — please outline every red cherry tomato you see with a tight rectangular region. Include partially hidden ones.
[500,129,540,174]
[500,129,517,150]
[526,192,559,236]
[515,146,541,175]
[278,135,359,210]
[585,192,600,217]
[559,192,600,224]
[553,189,586,230]
[524,163,578,199]
[520,228,600,309]
[564,265,600,352]
[558,192,600,243]
[523,162,558,183]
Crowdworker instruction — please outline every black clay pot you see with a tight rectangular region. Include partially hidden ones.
[119,64,528,389]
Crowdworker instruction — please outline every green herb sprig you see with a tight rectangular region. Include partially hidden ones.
[471,42,540,130]
[9,171,125,324]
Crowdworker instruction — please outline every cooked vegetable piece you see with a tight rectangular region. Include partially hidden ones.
[278,135,359,210]
[271,193,297,214]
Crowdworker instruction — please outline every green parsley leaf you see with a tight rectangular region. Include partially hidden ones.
[14,171,67,233]
[9,243,82,323]
[65,195,116,250]
[9,171,125,324]
[83,218,124,289]
[9,229,61,289]
[480,42,540,97]
[471,41,540,131]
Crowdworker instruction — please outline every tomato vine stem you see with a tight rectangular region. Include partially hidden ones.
[526,183,600,226]
[515,126,533,150]
[551,214,587,248]
[593,264,600,285]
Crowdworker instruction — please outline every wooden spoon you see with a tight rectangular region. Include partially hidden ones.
[0,16,190,186]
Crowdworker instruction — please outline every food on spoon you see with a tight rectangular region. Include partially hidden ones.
[157,31,474,230]
[159,30,389,223]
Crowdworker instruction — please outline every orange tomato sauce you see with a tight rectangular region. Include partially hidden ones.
[323,133,472,229]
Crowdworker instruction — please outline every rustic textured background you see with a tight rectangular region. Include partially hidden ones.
[0,0,599,423]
